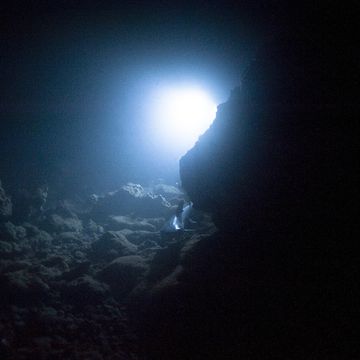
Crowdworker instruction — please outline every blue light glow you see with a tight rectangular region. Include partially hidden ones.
[149,85,217,156]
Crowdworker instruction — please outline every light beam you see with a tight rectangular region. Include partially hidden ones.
[150,86,217,156]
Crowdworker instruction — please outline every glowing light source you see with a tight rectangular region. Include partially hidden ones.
[150,86,217,156]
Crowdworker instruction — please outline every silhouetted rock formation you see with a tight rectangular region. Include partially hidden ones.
[167,40,357,360]
[180,42,356,234]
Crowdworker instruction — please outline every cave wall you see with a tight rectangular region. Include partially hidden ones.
[176,37,357,359]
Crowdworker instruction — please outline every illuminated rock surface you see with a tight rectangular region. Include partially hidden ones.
[0,180,215,359]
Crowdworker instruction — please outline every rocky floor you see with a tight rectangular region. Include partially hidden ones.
[0,181,215,359]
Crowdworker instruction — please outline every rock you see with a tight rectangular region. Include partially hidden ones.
[38,306,58,321]
[107,215,156,232]
[22,222,40,236]
[0,260,31,273]
[61,275,109,305]
[118,229,161,245]
[179,233,211,265]
[138,239,161,251]
[28,230,53,251]
[0,336,11,356]
[146,217,166,230]
[90,182,171,219]
[0,222,26,242]
[179,94,250,228]
[0,241,15,258]
[0,180,12,219]
[52,200,78,218]
[73,250,87,260]
[41,255,70,273]
[134,233,213,292]
[98,255,148,298]
[43,213,83,233]
[151,265,184,293]
[132,231,236,360]
[84,219,104,236]
[0,240,24,259]
[54,231,81,245]
[11,184,48,221]
[32,336,52,349]
[146,241,184,283]
[152,184,184,203]
[0,269,50,304]
[169,36,357,360]
[60,261,91,281]
[91,231,137,261]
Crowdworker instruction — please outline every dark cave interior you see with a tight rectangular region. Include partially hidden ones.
[0,1,358,359]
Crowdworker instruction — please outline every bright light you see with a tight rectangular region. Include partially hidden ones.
[150,86,217,156]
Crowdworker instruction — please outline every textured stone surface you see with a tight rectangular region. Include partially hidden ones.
[0,180,12,219]
[175,37,356,359]
[91,231,137,260]
[0,181,192,359]
[90,183,171,220]
[180,86,354,236]
[98,255,149,299]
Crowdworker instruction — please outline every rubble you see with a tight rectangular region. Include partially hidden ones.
[0,179,211,358]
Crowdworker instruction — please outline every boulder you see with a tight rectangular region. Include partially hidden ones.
[137,239,161,251]
[180,85,352,236]
[60,275,109,305]
[59,261,91,281]
[0,260,32,273]
[54,231,81,245]
[90,183,171,219]
[43,213,83,233]
[118,229,161,245]
[98,255,148,298]
[146,240,184,283]
[152,184,184,203]
[0,180,12,219]
[22,222,41,236]
[0,222,26,243]
[41,255,70,275]
[27,230,53,251]
[107,215,156,232]
[91,231,137,261]
[0,241,17,259]
[132,232,215,297]
[11,184,48,221]
[146,217,166,230]
[0,269,50,304]
[84,219,104,236]
[170,39,357,359]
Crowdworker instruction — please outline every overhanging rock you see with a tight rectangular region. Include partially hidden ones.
[179,82,348,233]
